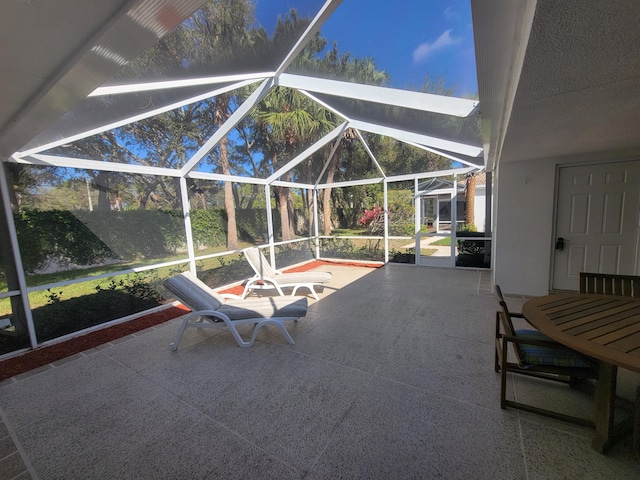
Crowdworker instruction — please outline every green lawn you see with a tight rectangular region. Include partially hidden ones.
[430,237,452,246]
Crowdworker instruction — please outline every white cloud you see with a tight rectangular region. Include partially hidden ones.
[412,29,462,64]
[444,6,459,20]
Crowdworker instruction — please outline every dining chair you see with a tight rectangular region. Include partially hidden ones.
[579,272,640,458]
[579,272,640,297]
[495,285,600,426]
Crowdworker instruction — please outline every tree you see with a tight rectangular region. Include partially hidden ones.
[465,172,476,227]
[254,85,334,240]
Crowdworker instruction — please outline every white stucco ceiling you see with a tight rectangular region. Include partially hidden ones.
[473,0,640,168]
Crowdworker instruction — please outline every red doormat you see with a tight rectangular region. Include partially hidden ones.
[0,260,380,381]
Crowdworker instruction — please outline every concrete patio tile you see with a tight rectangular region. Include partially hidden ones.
[290,318,405,373]
[139,338,283,411]
[1,265,639,478]
[11,373,298,479]
[188,348,372,472]
[0,352,136,430]
[411,292,496,344]
[519,418,640,479]
[307,376,526,480]
[376,328,505,411]
[510,374,595,430]
[103,316,231,372]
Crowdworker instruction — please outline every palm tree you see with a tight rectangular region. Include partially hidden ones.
[255,86,335,240]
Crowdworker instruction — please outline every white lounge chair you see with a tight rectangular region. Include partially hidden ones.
[164,271,307,350]
[242,247,332,300]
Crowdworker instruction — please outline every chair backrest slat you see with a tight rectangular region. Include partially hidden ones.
[579,272,640,297]
[244,247,277,279]
[495,285,525,364]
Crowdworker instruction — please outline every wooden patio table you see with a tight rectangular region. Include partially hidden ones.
[522,293,640,453]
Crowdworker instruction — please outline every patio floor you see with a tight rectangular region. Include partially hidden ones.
[1,264,639,479]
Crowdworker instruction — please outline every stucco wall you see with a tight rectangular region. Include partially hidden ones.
[493,159,557,296]
[493,152,640,297]
[474,187,486,232]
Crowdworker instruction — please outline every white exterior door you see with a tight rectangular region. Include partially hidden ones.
[552,161,640,291]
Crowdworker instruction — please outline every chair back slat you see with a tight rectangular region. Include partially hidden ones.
[579,272,640,297]
[244,247,277,279]
[495,285,525,364]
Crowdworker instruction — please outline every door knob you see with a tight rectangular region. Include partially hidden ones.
[555,237,565,251]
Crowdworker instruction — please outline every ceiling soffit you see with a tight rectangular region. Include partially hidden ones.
[493,1,640,164]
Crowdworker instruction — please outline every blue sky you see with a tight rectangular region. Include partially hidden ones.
[256,0,478,97]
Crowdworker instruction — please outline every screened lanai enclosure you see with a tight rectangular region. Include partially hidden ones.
[0,0,487,357]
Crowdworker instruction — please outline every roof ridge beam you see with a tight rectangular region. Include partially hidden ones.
[279,73,478,117]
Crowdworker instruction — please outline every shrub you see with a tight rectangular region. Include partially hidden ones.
[358,206,385,235]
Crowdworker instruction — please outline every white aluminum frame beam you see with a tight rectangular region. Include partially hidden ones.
[354,129,386,177]
[406,141,484,169]
[299,90,349,121]
[275,0,343,76]
[18,154,183,177]
[266,122,348,183]
[386,166,476,184]
[271,180,315,190]
[16,79,262,158]
[315,166,476,190]
[318,178,384,189]
[181,78,273,175]
[348,119,483,158]
[279,73,478,117]
[314,136,342,188]
[89,72,274,96]
[187,171,268,185]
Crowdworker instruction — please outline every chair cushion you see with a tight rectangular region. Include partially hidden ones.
[515,329,593,368]
[164,272,225,312]
[219,297,308,320]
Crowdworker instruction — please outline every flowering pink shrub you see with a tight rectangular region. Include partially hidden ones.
[358,206,385,235]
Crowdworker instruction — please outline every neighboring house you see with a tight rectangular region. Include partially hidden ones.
[418,172,488,233]
[473,1,640,296]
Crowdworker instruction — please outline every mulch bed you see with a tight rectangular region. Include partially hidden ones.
[0,260,381,381]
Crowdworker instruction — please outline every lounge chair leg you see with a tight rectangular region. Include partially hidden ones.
[292,284,319,301]
[250,319,295,345]
[170,316,193,351]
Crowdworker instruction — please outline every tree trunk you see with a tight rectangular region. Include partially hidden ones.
[323,155,339,235]
[465,173,476,227]
[286,182,295,238]
[277,186,291,241]
[216,95,238,250]
[95,171,111,211]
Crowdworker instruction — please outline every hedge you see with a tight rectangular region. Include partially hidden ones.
[13,208,281,273]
